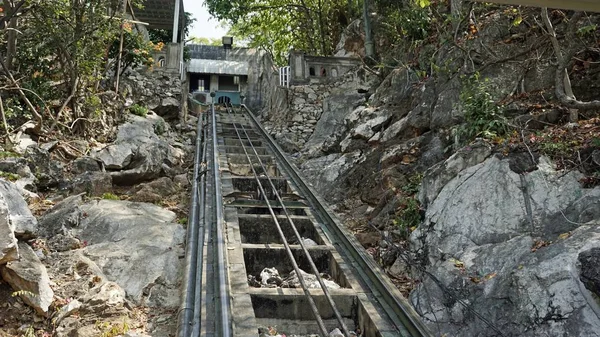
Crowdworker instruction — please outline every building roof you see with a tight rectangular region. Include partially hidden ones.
[188,59,249,75]
[471,0,600,12]
[132,0,184,30]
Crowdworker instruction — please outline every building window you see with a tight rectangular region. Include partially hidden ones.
[158,57,166,67]
[331,68,338,77]
[320,67,327,77]
[309,67,315,76]
[234,76,240,85]
[198,79,205,92]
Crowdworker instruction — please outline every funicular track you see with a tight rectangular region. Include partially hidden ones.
[178,101,431,337]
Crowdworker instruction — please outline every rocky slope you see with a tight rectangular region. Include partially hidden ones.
[262,5,600,337]
[0,75,195,336]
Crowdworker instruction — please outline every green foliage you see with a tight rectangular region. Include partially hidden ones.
[207,0,354,65]
[96,319,130,337]
[177,217,188,225]
[22,325,35,337]
[375,0,432,51]
[15,0,122,132]
[12,290,37,298]
[0,171,20,182]
[401,173,423,195]
[577,24,598,37]
[455,73,508,144]
[101,193,119,200]
[393,196,422,239]
[129,104,148,117]
[0,151,20,159]
[154,118,166,135]
[109,25,155,75]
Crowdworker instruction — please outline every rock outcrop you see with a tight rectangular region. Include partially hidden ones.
[409,155,600,336]
[1,242,54,316]
[0,196,18,265]
[73,199,185,306]
[92,113,180,185]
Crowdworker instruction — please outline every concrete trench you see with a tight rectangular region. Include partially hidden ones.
[201,112,401,336]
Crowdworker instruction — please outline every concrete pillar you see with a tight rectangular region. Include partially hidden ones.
[167,43,180,71]
[210,75,219,92]
[172,0,181,43]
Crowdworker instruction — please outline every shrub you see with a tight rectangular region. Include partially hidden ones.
[455,73,508,145]
[129,104,148,117]
[101,193,119,200]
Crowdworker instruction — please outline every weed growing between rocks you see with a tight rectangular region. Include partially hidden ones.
[129,104,148,117]
[455,73,509,146]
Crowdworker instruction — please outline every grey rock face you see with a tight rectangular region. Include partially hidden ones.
[411,155,600,337]
[38,195,84,237]
[579,247,600,297]
[153,97,180,120]
[0,157,36,195]
[1,242,54,316]
[69,171,113,196]
[128,177,178,203]
[92,114,171,185]
[25,145,64,190]
[0,195,18,265]
[0,179,38,239]
[418,141,492,207]
[300,152,364,196]
[74,200,185,306]
[71,156,101,175]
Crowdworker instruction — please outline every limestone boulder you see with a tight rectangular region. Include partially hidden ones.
[1,242,54,316]
[300,152,364,197]
[24,145,64,190]
[69,171,113,197]
[418,141,492,207]
[0,156,36,196]
[38,195,84,237]
[0,179,38,238]
[0,196,18,265]
[92,114,171,185]
[74,200,185,306]
[153,97,180,120]
[410,155,600,336]
[128,177,178,203]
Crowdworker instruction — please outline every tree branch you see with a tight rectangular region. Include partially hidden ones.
[541,8,600,110]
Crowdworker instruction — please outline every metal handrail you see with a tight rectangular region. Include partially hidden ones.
[176,100,205,337]
[211,103,232,336]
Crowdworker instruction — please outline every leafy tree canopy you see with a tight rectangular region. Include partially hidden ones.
[206,0,357,65]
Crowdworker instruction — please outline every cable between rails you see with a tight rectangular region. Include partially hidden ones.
[223,103,352,337]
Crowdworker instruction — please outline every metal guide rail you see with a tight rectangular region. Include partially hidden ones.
[178,101,431,337]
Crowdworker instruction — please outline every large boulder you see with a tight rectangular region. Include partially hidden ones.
[410,155,600,336]
[24,145,64,190]
[73,199,185,306]
[91,114,172,185]
[37,195,84,238]
[1,242,54,316]
[0,179,37,239]
[0,196,18,265]
[69,171,113,196]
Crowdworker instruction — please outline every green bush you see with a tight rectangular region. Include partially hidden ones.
[129,104,148,117]
[101,193,119,200]
[393,196,422,239]
[455,73,508,145]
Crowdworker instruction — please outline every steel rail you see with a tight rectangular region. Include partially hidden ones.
[176,102,205,337]
[211,103,232,337]
[222,104,329,337]
[226,103,353,337]
[241,105,433,337]
[191,111,209,336]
